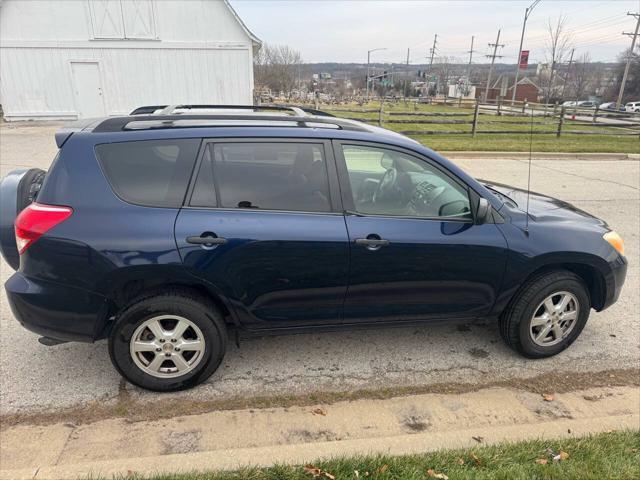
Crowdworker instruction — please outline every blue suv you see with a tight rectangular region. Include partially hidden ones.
[0,105,627,391]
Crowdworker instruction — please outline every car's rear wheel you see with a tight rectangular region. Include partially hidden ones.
[499,270,590,358]
[108,290,227,391]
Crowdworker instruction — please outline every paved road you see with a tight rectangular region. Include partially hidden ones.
[1,123,638,415]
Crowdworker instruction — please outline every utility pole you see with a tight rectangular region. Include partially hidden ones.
[483,29,504,103]
[403,48,410,98]
[467,36,475,79]
[616,12,640,109]
[511,0,541,104]
[427,34,438,75]
[427,34,437,96]
[560,48,574,100]
[463,36,476,99]
[365,47,386,102]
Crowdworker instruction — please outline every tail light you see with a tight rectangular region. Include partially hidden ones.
[14,203,73,254]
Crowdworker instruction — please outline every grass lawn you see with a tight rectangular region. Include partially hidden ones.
[321,102,640,153]
[133,430,639,480]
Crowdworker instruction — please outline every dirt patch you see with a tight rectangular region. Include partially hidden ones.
[468,347,490,359]
[287,429,340,443]
[1,368,638,429]
[163,430,202,455]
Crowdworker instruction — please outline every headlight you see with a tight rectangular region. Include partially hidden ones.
[603,231,625,256]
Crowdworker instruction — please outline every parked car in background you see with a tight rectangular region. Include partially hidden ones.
[577,101,597,108]
[599,102,624,111]
[625,102,640,112]
[0,105,627,392]
[561,101,576,107]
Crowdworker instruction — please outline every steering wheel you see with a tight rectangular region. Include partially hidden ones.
[372,167,397,204]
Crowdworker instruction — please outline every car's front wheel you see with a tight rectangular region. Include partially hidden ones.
[108,290,227,391]
[500,270,591,358]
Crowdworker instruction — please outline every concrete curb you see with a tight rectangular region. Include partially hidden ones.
[1,385,638,479]
[442,152,640,161]
[1,414,637,480]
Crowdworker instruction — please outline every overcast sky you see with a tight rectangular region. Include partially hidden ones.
[231,0,640,64]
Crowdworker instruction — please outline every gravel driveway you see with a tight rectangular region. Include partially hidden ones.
[1,122,638,416]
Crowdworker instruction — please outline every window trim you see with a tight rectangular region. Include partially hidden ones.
[184,137,344,215]
[332,139,475,223]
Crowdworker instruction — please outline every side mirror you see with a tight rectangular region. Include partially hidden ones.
[476,198,491,224]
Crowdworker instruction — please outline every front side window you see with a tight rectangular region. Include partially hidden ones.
[190,142,331,212]
[342,144,471,219]
[96,139,200,207]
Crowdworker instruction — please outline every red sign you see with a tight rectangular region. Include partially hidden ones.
[519,50,530,70]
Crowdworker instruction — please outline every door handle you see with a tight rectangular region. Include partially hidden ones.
[186,235,227,246]
[354,236,390,251]
[355,238,389,247]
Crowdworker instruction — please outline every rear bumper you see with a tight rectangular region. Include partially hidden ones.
[601,254,628,311]
[5,273,110,342]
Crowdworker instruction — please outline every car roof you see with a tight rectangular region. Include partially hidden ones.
[55,105,418,149]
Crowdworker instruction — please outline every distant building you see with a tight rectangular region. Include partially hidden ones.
[0,0,261,120]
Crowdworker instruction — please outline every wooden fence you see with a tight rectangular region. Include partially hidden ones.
[319,99,640,138]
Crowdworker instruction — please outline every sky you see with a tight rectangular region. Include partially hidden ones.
[230,0,640,64]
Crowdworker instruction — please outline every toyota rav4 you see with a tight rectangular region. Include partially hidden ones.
[0,105,627,391]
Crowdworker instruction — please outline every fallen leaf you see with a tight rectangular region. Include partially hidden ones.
[311,407,327,416]
[472,435,484,443]
[471,453,482,466]
[354,470,360,478]
[376,464,389,473]
[535,458,548,465]
[567,428,572,434]
[427,469,449,479]
[304,465,322,477]
[542,393,555,402]
[457,458,465,465]
[324,473,336,480]
[552,450,569,462]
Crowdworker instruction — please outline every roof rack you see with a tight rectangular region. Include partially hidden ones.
[129,104,322,117]
[93,111,368,133]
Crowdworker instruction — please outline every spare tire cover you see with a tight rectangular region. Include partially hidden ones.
[0,168,46,270]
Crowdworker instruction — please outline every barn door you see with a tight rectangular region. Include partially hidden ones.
[70,62,106,119]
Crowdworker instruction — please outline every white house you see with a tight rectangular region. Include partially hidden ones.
[0,0,261,120]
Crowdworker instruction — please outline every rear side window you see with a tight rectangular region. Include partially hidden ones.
[190,142,331,212]
[96,139,200,207]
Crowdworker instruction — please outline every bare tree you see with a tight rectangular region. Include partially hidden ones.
[254,44,303,99]
[542,17,572,102]
[570,53,593,102]
[433,56,454,96]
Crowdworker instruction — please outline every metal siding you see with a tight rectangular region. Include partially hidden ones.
[0,0,256,120]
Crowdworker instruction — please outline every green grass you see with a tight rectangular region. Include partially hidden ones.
[412,134,640,153]
[321,102,640,153]
[130,430,639,480]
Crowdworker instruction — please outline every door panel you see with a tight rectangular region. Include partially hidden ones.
[335,141,508,323]
[343,216,508,322]
[175,210,349,328]
[175,139,348,329]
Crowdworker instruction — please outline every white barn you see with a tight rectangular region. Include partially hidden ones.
[0,0,261,120]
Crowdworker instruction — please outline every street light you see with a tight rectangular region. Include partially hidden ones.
[366,47,386,101]
[511,0,541,104]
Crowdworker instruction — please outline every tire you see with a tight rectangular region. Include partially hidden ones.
[499,270,590,358]
[108,289,227,392]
